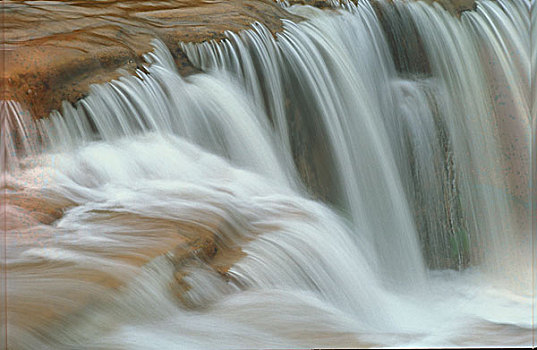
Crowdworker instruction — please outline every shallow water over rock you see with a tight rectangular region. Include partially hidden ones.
[1,0,533,348]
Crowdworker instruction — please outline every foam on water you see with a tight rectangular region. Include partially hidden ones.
[2,0,532,348]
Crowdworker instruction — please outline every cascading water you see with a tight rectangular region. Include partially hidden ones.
[183,0,531,277]
[184,2,428,287]
[3,0,532,348]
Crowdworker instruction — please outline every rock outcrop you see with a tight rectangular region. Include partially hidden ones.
[3,0,476,120]
[3,0,300,119]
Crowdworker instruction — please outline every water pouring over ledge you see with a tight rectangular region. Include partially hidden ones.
[2,0,532,348]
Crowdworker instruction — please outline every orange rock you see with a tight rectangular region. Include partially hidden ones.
[2,0,476,119]
[2,0,301,119]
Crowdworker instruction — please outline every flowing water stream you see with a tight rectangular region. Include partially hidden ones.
[2,0,533,348]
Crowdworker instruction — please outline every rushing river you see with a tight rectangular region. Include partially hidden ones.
[1,0,533,348]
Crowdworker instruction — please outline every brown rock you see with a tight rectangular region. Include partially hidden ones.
[3,0,477,120]
[3,0,301,119]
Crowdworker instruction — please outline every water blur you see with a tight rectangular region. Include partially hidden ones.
[1,0,532,348]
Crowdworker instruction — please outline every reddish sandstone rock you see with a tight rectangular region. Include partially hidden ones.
[3,0,301,119]
[3,0,476,119]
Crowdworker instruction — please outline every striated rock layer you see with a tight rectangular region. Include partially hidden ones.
[2,0,300,119]
[2,0,476,119]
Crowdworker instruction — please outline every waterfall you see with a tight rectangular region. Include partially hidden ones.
[3,0,531,348]
[182,0,529,276]
[183,1,428,286]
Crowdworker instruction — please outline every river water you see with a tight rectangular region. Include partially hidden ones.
[1,0,533,348]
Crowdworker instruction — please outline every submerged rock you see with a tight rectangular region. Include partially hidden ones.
[426,0,476,14]
[277,0,475,15]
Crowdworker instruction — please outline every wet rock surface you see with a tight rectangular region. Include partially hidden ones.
[423,0,476,14]
[3,0,476,119]
[282,0,475,15]
[2,0,300,119]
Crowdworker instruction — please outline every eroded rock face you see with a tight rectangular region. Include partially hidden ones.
[3,0,301,119]
[3,0,476,119]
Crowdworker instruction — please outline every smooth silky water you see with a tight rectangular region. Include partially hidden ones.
[2,0,532,348]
